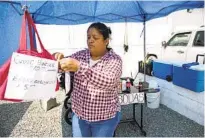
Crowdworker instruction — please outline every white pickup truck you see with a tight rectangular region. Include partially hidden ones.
[147,26,204,64]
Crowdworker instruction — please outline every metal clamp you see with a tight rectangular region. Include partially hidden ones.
[21,5,29,12]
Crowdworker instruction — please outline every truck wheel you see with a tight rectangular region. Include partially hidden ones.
[151,71,154,76]
[147,54,157,60]
[146,54,157,76]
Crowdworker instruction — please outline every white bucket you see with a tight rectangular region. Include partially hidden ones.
[146,92,160,109]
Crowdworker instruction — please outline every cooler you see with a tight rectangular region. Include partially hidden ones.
[173,63,205,92]
[152,60,173,80]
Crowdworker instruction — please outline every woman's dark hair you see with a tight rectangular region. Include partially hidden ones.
[87,22,112,40]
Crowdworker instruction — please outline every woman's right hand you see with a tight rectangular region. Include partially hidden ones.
[53,52,64,70]
[53,52,64,61]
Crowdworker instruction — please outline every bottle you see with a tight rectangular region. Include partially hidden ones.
[126,78,131,93]
[139,78,143,92]
[122,80,126,92]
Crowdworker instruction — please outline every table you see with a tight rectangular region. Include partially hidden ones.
[114,86,146,136]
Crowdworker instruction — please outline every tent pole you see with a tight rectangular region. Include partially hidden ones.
[143,17,146,82]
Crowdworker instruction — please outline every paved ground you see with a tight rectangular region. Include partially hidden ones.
[0,90,204,137]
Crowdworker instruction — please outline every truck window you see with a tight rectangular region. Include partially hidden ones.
[193,31,204,47]
[167,32,191,46]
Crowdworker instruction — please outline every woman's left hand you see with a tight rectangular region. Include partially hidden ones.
[59,58,80,72]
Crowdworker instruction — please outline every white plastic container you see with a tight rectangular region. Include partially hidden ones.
[146,80,160,109]
[146,92,160,109]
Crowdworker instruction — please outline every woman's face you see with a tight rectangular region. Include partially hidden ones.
[87,27,108,57]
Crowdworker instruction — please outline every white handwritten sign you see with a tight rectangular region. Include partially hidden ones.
[119,92,144,105]
[5,52,58,100]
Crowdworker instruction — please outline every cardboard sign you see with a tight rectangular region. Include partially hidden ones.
[5,53,58,100]
[119,92,144,105]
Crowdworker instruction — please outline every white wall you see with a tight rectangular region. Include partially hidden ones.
[170,8,204,32]
[36,8,204,77]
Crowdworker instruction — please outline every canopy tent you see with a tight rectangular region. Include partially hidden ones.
[0,1,204,135]
[1,1,203,24]
[0,1,204,80]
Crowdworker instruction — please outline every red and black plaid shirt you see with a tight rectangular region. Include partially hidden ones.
[70,49,122,122]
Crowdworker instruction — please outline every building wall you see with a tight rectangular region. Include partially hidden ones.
[35,8,204,77]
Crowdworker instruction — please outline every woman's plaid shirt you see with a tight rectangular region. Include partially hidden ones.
[70,49,122,122]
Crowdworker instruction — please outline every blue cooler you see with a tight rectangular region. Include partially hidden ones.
[173,63,205,92]
[153,60,173,80]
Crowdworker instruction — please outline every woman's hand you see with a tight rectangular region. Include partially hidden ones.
[59,58,80,72]
[53,52,64,61]
[53,52,64,70]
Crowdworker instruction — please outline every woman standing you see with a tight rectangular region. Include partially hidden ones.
[55,22,122,137]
